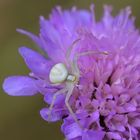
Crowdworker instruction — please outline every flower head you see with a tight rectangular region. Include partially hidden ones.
[3,4,140,140]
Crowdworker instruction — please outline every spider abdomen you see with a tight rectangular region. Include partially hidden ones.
[49,63,68,84]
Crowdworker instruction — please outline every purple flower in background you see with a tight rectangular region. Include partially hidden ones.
[3,4,140,140]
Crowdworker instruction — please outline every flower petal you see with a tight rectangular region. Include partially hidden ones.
[106,132,121,140]
[44,92,65,106]
[17,29,44,49]
[40,107,66,122]
[39,16,65,62]
[3,76,38,96]
[19,46,53,79]
[82,130,105,140]
[132,118,140,128]
[61,119,82,140]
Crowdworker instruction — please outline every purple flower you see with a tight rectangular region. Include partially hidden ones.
[3,4,140,140]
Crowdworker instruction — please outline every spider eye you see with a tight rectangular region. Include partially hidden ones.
[49,63,68,84]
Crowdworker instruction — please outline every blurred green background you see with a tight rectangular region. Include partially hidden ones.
[0,0,140,140]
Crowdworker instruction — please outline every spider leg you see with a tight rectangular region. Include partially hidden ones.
[72,50,108,75]
[66,38,81,64]
[48,88,67,121]
[65,83,82,129]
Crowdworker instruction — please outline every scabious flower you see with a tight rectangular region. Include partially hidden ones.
[3,4,140,140]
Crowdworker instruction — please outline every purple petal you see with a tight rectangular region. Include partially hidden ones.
[40,107,67,122]
[61,119,82,139]
[82,130,105,140]
[3,76,38,96]
[106,132,121,140]
[132,118,140,128]
[40,16,61,44]
[116,124,126,132]
[17,29,43,49]
[39,16,65,62]
[44,92,65,106]
[19,46,53,79]
[40,34,65,62]
[90,111,100,122]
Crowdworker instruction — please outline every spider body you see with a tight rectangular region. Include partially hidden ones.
[49,63,69,84]
[49,63,77,84]
[48,61,81,127]
[48,40,108,128]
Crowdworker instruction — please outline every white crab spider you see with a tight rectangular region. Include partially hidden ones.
[49,63,76,84]
[48,40,108,128]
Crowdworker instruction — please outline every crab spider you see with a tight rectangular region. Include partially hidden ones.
[48,41,108,128]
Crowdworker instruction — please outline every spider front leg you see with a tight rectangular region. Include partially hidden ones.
[72,50,108,75]
[48,88,67,121]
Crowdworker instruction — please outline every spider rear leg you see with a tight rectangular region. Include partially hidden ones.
[65,83,82,129]
[48,88,67,121]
